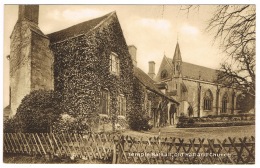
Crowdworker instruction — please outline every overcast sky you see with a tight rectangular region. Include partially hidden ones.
[3,5,227,107]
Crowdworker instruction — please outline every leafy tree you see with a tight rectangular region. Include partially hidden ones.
[15,90,61,133]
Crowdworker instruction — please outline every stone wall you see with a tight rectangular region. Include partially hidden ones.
[9,20,54,117]
[10,21,32,116]
[31,32,54,91]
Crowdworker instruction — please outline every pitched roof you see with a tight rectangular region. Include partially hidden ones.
[47,12,115,43]
[133,67,179,104]
[166,57,219,82]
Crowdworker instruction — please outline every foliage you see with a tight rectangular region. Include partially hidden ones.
[128,111,152,131]
[15,90,61,133]
[53,113,93,133]
[50,14,134,130]
[3,118,17,133]
[177,121,255,128]
[127,78,152,131]
[236,93,255,113]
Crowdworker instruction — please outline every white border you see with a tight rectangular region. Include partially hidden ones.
[0,1,258,168]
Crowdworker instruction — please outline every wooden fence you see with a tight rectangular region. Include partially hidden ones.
[3,133,255,164]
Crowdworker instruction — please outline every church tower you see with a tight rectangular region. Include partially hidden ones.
[9,5,54,117]
[170,42,184,102]
[172,42,182,78]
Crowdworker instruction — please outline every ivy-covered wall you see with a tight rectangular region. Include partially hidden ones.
[50,14,134,129]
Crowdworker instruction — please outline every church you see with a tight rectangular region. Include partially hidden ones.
[153,42,243,118]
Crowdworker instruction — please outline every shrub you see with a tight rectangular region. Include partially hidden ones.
[128,110,152,131]
[3,118,17,133]
[53,114,93,133]
[15,90,61,133]
[187,118,195,124]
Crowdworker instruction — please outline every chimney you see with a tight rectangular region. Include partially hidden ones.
[148,61,155,79]
[18,5,39,24]
[128,45,137,66]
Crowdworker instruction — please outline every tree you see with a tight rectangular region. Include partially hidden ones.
[181,5,255,107]
[15,90,61,133]
[207,5,255,98]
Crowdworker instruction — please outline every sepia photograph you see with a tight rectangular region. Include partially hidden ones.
[2,3,256,164]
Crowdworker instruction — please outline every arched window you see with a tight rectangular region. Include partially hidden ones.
[221,92,228,113]
[161,69,168,79]
[203,90,213,111]
[99,89,110,115]
[236,94,243,110]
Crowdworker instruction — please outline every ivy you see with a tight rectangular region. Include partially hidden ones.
[50,15,134,129]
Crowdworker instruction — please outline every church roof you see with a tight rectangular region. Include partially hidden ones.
[134,67,179,104]
[47,12,115,43]
[166,57,219,82]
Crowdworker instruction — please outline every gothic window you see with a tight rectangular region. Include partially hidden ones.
[110,52,119,75]
[236,94,243,110]
[118,94,126,116]
[161,70,168,79]
[99,89,110,115]
[176,64,180,71]
[221,93,228,113]
[203,90,213,111]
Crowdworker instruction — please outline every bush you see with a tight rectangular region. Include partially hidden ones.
[128,111,152,131]
[3,118,17,133]
[15,90,61,133]
[53,114,93,133]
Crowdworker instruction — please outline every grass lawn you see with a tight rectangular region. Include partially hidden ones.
[122,125,255,141]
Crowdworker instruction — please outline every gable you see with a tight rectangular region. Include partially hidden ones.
[47,12,115,43]
[154,56,173,82]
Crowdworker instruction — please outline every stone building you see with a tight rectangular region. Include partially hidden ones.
[155,42,243,118]
[7,5,179,130]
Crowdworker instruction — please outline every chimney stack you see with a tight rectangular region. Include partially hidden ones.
[128,45,137,66]
[148,61,155,79]
[18,5,39,24]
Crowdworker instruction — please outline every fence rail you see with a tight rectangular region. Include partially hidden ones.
[3,133,255,164]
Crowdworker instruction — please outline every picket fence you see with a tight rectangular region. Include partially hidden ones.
[3,133,255,164]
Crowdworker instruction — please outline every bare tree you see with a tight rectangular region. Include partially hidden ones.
[207,5,255,98]
[181,5,255,98]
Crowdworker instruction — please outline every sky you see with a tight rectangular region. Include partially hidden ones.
[3,5,227,107]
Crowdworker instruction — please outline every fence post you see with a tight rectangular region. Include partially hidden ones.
[112,143,117,164]
[117,135,125,164]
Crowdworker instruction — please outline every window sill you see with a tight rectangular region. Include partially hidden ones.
[99,114,109,118]
[118,115,126,119]
[110,71,120,76]
[204,110,213,112]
